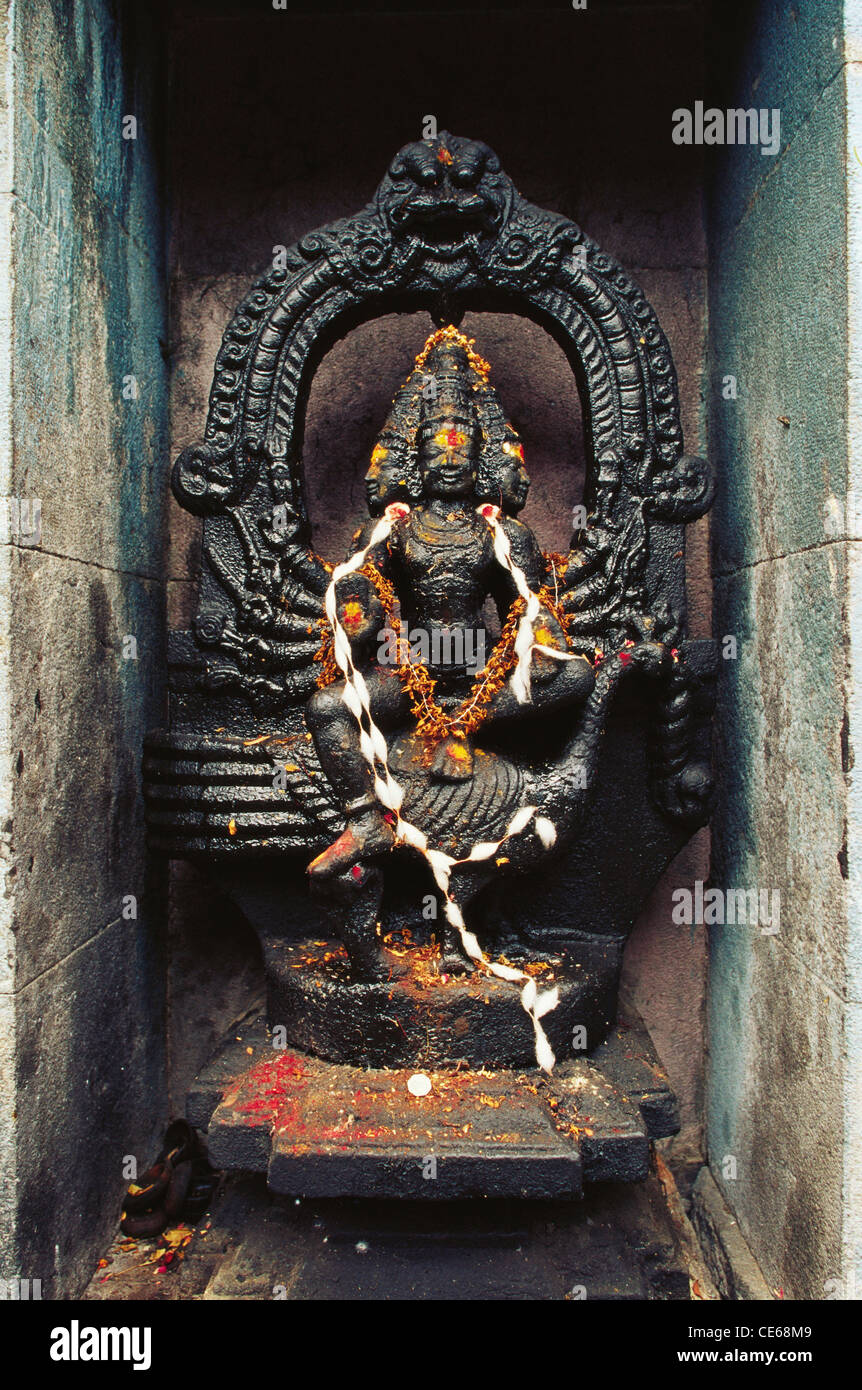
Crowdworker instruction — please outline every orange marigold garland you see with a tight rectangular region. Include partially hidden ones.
[313,545,581,739]
[412,324,491,385]
[315,562,572,743]
[314,617,339,689]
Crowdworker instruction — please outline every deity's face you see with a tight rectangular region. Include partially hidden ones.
[365,441,409,516]
[498,434,530,513]
[417,417,479,499]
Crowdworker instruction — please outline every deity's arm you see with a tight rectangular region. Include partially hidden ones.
[330,517,396,666]
[345,517,400,571]
[489,515,547,618]
[487,515,577,685]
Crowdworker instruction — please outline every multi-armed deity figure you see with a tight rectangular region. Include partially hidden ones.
[277,326,679,1064]
[151,134,715,1083]
[306,327,594,891]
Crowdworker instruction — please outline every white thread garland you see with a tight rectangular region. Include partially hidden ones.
[479,503,586,689]
[322,501,563,1073]
[481,506,542,704]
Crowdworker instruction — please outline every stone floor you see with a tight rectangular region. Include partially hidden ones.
[82,1160,716,1301]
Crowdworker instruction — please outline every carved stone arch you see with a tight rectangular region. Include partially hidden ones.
[190,135,698,537]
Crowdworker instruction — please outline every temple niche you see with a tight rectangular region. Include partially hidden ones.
[9,0,850,1312]
[145,133,715,1197]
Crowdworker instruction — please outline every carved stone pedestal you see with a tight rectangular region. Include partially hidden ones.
[188,1001,679,1200]
[260,934,622,1069]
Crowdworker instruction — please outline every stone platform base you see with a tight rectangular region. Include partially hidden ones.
[260,935,621,1069]
[188,1002,679,1200]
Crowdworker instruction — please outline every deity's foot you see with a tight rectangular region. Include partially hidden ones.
[428,735,474,782]
[307,808,396,882]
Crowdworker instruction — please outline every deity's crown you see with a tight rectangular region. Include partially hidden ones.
[415,326,490,431]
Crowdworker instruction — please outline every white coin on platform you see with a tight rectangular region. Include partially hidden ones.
[407,1073,432,1097]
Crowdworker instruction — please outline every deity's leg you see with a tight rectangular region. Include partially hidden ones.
[306,665,410,879]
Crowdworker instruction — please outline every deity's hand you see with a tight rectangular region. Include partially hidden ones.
[333,572,386,667]
[530,607,572,685]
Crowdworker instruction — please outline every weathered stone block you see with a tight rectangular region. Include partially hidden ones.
[710,91,846,572]
[708,0,844,242]
[713,546,847,993]
[10,550,164,985]
[12,914,165,1298]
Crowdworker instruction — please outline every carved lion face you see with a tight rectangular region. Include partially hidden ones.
[377,133,511,279]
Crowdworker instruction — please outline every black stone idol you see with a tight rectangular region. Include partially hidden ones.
[145,134,715,1196]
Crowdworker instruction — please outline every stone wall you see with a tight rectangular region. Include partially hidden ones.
[0,0,169,1296]
[707,0,856,1298]
[165,1,713,1150]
